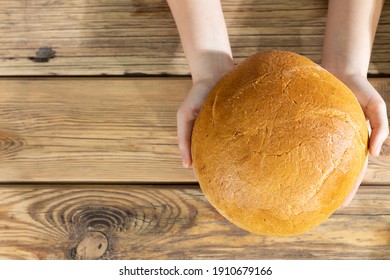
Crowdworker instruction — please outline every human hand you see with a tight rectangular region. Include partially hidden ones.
[321,0,386,206]
[342,75,389,157]
[335,74,388,206]
[166,0,233,167]
[177,80,218,168]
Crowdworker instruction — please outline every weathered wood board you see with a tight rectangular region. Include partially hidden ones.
[0,77,389,183]
[0,184,388,260]
[0,0,389,262]
[0,0,389,76]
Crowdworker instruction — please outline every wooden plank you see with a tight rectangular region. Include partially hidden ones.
[0,0,389,76]
[0,77,389,183]
[0,184,388,260]
[0,77,192,182]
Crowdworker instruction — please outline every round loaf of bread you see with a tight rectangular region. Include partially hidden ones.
[191,50,368,236]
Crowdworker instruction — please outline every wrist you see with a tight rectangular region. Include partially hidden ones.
[190,51,234,86]
[322,62,368,85]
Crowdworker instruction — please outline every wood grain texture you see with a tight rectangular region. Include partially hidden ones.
[0,184,388,260]
[0,77,193,182]
[0,0,389,76]
[0,77,390,183]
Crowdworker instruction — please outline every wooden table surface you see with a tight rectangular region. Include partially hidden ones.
[0,0,389,76]
[0,0,389,260]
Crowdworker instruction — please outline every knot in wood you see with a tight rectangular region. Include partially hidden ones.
[28,47,56,63]
[75,231,108,260]
[0,130,26,156]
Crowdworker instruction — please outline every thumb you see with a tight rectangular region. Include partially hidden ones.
[177,105,197,168]
[365,98,389,157]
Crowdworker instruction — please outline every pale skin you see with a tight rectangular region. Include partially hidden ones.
[167,0,389,206]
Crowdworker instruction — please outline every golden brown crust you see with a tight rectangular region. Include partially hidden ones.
[191,50,368,236]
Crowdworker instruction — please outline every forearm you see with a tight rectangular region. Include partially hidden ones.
[322,0,384,78]
[167,0,233,85]
[322,0,388,157]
